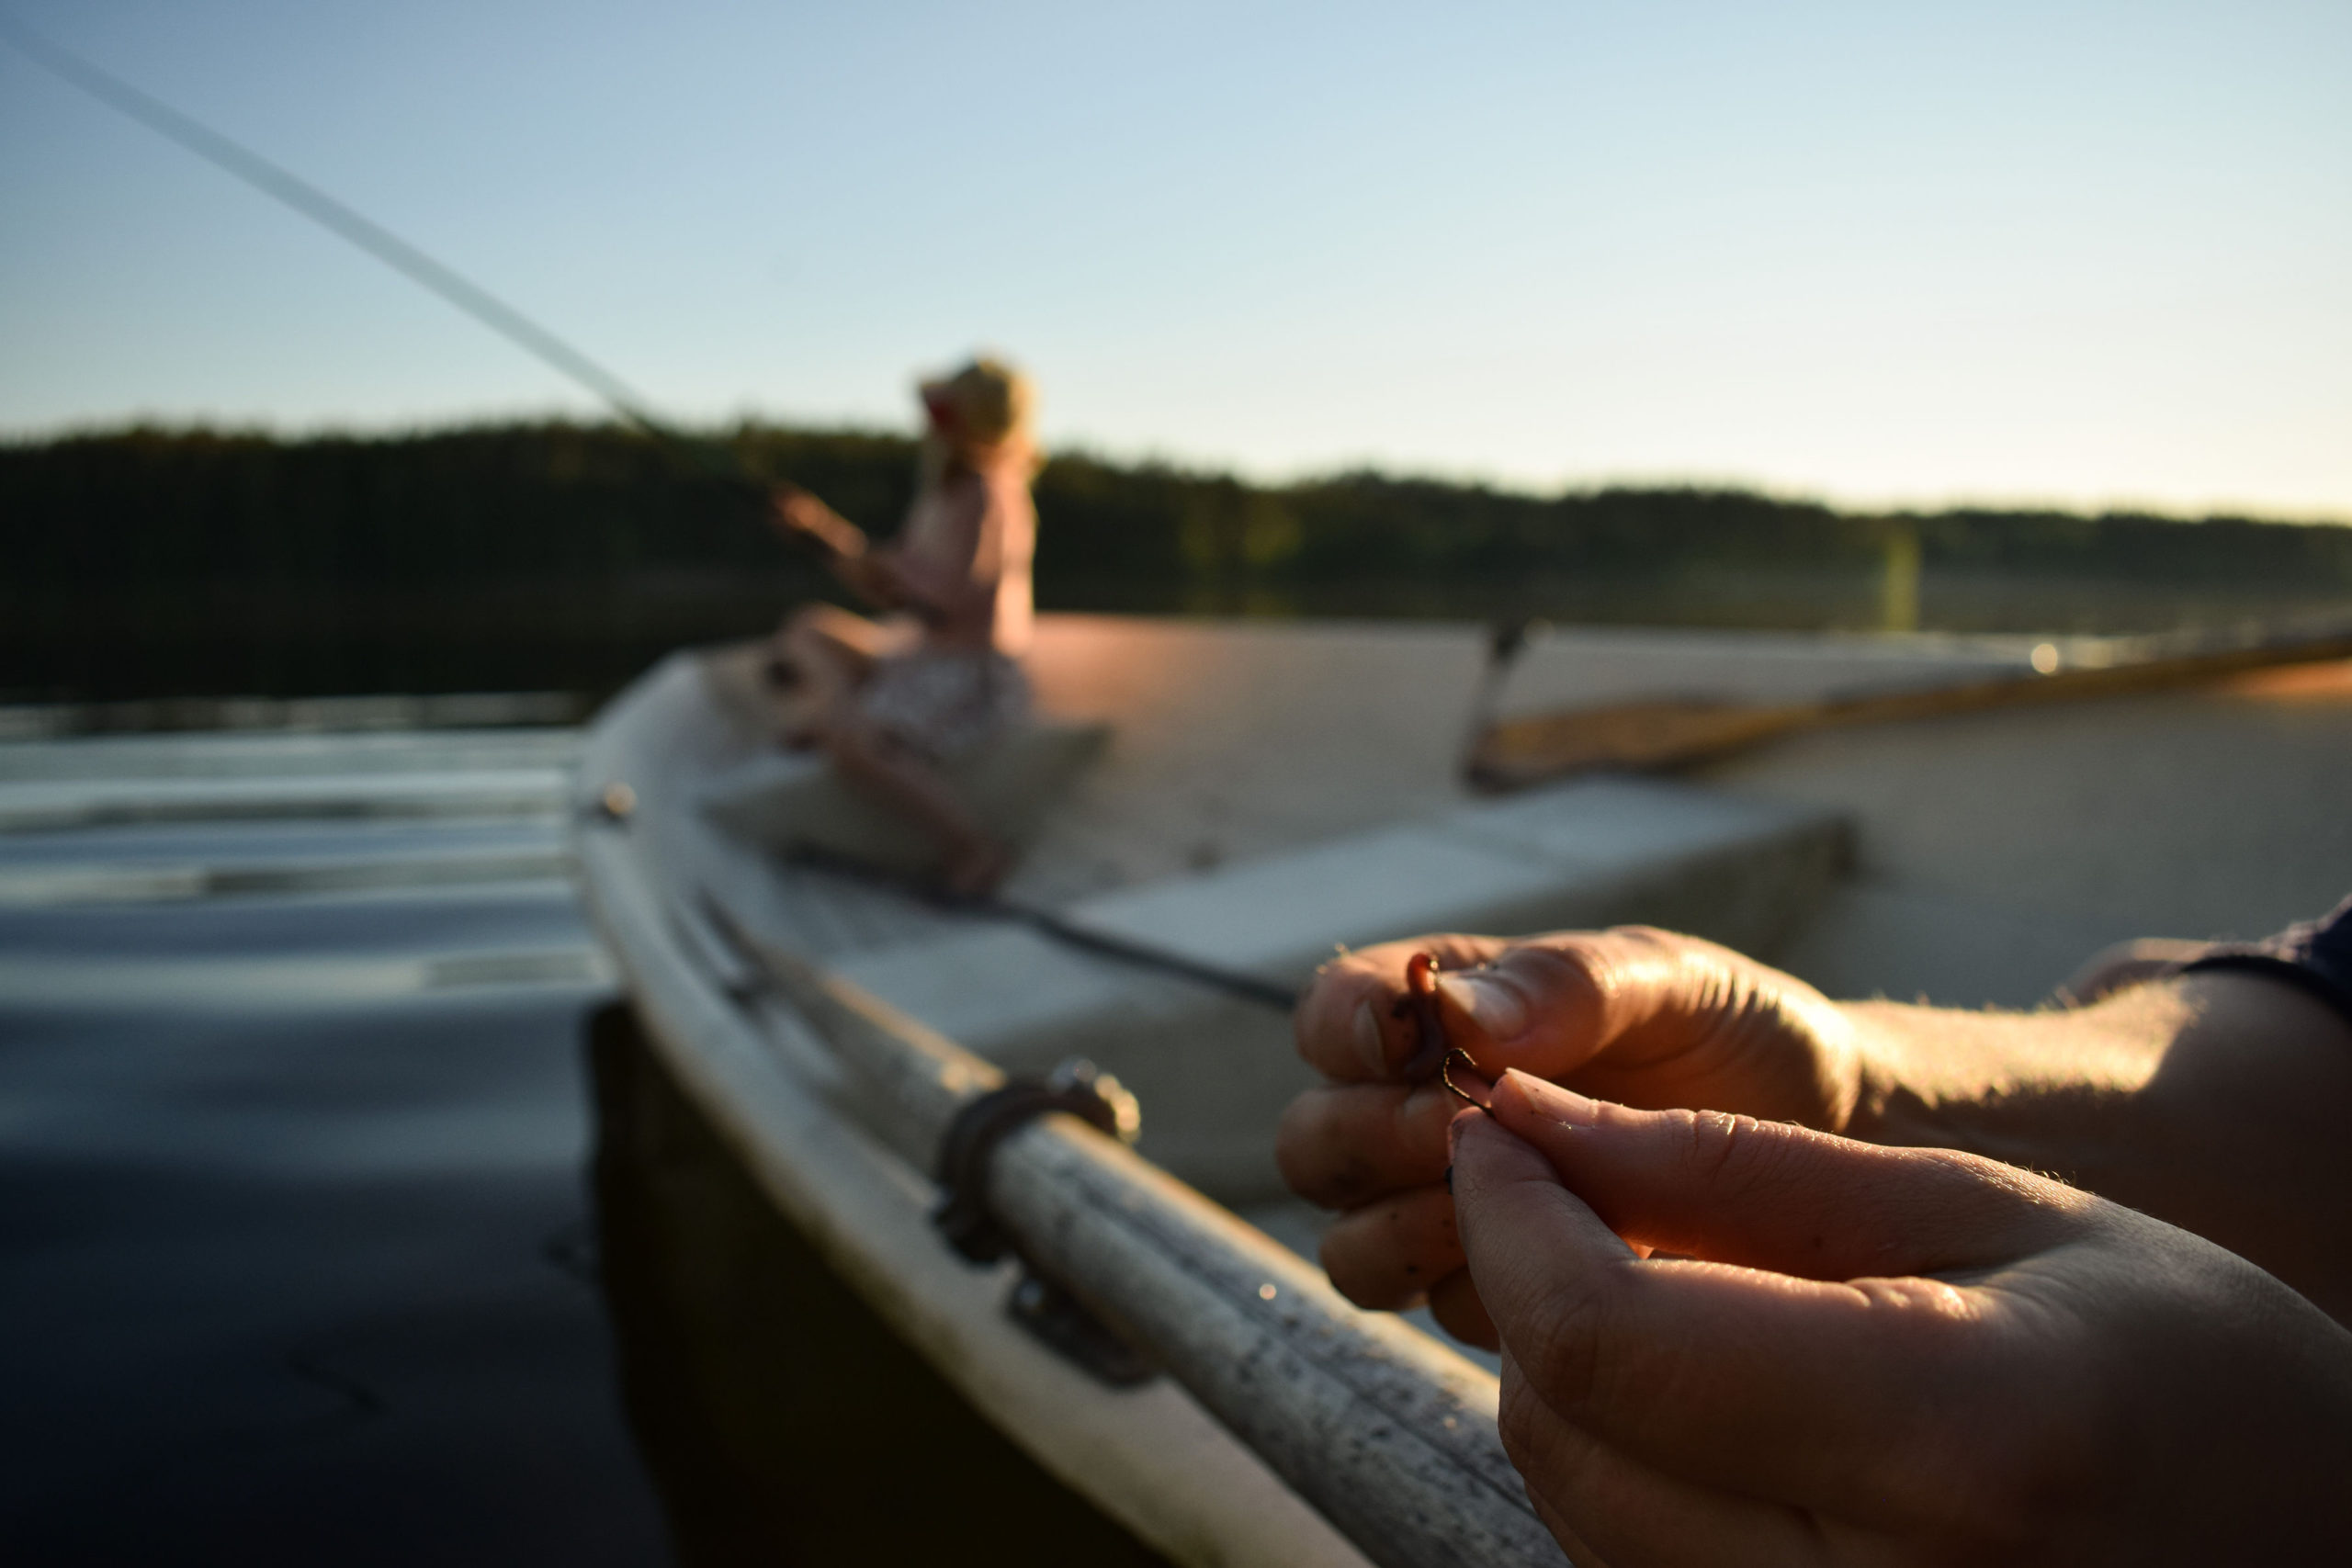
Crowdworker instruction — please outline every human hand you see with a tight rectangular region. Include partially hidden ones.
[768,484,859,554]
[1277,929,1863,1347]
[1452,1071,2352,1565]
[768,482,824,534]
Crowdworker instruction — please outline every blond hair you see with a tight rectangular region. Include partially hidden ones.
[920,356,1039,473]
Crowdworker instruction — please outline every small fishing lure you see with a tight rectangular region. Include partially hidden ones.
[1398,951,1494,1111]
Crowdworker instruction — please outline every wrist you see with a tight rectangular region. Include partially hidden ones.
[1843,976,2352,1324]
[1832,994,2170,1183]
[2127,973,2352,1321]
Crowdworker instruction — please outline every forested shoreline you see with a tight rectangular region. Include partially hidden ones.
[6,422,2351,705]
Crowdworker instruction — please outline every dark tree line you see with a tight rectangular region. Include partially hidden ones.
[5,421,2349,703]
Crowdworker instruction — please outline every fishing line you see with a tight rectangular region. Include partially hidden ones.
[8,17,1302,1017]
[784,845,1300,1012]
[0,13,700,454]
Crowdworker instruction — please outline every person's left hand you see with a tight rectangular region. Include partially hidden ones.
[1279,929,1862,1347]
[1450,1070,2352,1565]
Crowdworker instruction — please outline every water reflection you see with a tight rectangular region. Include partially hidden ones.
[0,719,1170,1565]
[0,965,664,1563]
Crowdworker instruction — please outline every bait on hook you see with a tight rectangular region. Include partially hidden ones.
[1394,951,1447,1078]
[1400,950,1494,1111]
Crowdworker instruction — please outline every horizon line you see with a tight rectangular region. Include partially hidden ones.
[6,408,2348,531]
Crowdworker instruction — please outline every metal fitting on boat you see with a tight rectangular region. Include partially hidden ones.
[933,1058,1139,1265]
[932,1059,1151,1384]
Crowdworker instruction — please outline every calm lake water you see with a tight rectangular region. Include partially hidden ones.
[0,726,677,1564]
[0,723,1174,1567]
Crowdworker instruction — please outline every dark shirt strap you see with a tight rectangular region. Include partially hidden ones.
[2179,894,2352,1028]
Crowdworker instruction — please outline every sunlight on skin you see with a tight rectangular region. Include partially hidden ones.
[1287,930,2352,1335]
[1286,925,2352,1554]
[1449,1073,2352,1562]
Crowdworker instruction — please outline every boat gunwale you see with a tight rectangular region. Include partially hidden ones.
[570,653,1392,1568]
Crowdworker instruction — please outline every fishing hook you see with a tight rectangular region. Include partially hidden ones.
[1440,1047,1494,1114]
[1399,950,1494,1111]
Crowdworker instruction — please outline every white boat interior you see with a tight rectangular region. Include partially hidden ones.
[619,615,2352,1200]
[567,612,2350,1568]
[14,614,2341,1568]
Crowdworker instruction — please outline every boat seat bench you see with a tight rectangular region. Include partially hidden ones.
[823,777,1849,1201]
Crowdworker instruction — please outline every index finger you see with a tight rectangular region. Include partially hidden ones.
[1450,1109,2077,1517]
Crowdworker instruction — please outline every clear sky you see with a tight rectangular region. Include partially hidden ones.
[4,1,2346,519]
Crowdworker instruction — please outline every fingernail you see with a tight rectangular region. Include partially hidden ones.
[1351,999,1386,1076]
[1437,973,1528,1040]
[1446,1112,1476,1162]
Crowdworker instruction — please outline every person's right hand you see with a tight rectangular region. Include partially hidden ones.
[768,481,823,533]
[1453,1072,2352,1564]
[1277,928,1863,1347]
[768,483,861,556]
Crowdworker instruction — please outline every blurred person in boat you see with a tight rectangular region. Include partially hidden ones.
[763,357,1040,896]
[1282,899,2352,1562]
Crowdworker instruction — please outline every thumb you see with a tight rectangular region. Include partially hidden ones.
[1483,1068,2088,1281]
[1428,932,1640,1079]
[1430,927,1821,1091]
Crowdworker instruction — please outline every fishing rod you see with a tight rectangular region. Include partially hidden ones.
[17,19,1231,976]
[0,13,735,474]
[782,845,1299,1012]
[12,17,1362,1021]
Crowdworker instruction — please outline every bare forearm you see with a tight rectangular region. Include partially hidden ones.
[828,547,893,604]
[1842,987,2175,1181]
[1844,976,2352,1321]
[771,489,870,566]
